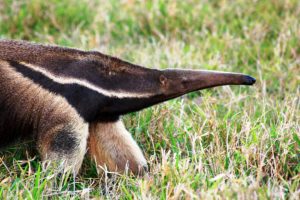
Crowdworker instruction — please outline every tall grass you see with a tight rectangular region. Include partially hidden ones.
[0,0,299,199]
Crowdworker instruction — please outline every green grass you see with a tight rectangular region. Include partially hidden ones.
[0,0,299,199]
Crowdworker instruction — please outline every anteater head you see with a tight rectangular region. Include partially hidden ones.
[91,56,256,116]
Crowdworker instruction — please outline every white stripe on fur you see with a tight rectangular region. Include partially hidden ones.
[19,62,153,98]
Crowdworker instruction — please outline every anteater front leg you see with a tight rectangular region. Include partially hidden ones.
[88,120,148,175]
[37,109,89,174]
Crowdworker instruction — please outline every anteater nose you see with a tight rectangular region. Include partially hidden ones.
[244,75,256,85]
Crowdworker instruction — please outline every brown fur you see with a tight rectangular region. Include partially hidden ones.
[0,40,152,175]
[0,58,147,175]
[0,60,89,173]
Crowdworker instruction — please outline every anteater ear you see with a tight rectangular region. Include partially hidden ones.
[159,75,168,86]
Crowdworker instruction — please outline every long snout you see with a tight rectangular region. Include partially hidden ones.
[163,69,256,96]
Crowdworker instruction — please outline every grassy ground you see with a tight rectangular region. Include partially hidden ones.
[0,0,299,199]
